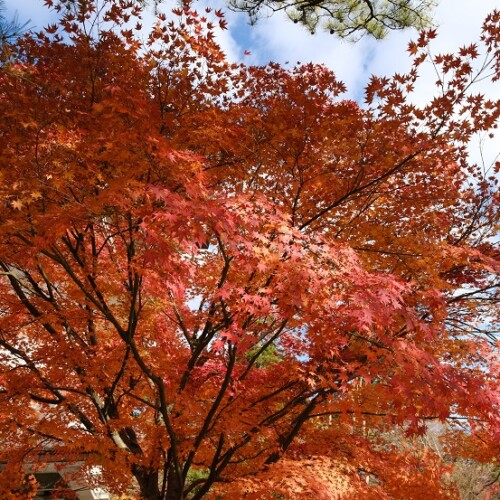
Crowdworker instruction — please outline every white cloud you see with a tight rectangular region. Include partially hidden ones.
[243,12,371,100]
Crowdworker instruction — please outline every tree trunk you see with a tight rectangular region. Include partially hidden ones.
[165,464,184,500]
[132,464,161,500]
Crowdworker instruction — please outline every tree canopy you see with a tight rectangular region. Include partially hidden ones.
[0,1,499,498]
[228,0,436,38]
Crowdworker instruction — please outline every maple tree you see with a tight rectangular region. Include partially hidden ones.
[0,0,499,498]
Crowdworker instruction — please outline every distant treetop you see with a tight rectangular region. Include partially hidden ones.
[0,0,29,43]
[229,0,436,38]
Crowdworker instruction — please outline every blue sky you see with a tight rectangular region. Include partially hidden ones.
[4,0,499,165]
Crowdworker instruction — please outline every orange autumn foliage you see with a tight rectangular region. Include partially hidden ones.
[0,1,499,498]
